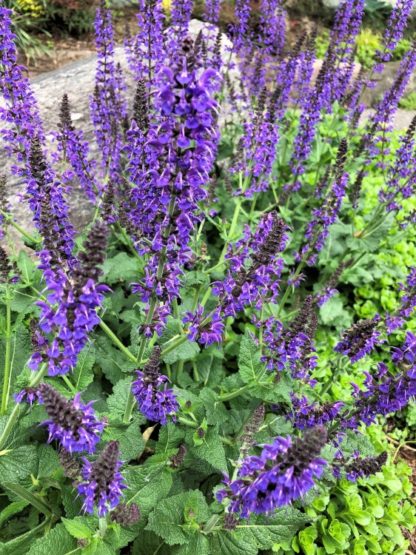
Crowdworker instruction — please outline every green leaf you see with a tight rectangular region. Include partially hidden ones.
[319,296,352,328]
[2,482,52,517]
[161,319,200,365]
[27,523,77,555]
[0,445,38,484]
[298,525,318,555]
[16,251,38,284]
[235,509,310,550]
[238,333,264,385]
[125,464,174,518]
[103,417,145,461]
[209,529,258,555]
[0,500,29,527]
[106,377,135,419]
[172,534,210,554]
[188,425,228,473]
[95,336,136,385]
[61,517,94,540]
[146,490,210,546]
[71,347,95,390]
[102,252,142,284]
[36,444,60,479]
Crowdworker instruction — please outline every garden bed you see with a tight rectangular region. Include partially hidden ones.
[1,1,416,555]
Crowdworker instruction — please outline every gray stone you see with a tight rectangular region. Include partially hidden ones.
[360,108,416,130]
[362,61,416,107]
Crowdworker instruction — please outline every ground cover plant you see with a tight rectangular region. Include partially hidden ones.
[0,0,416,553]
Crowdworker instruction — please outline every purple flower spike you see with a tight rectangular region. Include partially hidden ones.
[39,383,105,454]
[335,317,382,362]
[132,347,179,425]
[78,440,126,516]
[217,427,327,518]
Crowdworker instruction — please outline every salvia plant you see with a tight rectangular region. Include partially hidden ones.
[0,0,415,553]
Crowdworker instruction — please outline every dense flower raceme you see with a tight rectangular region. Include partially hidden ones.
[38,383,105,454]
[78,440,126,516]
[212,212,288,317]
[262,296,318,382]
[132,346,179,424]
[232,88,281,196]
[335,316,382,362]
[57,94,99,203]
[376,0,415,65]
[298,140,348,265]
[217,427,327,518]
[91,2,127,175]
[380,115,416,218]
[129,39,221,335]
[30,222,109,376]
[125,0,165,82]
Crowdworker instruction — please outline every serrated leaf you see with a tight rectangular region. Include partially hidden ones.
[209,529,258,555]
[61,517,94,539]
[172,534,210,554]
[161,319,200,365]
[0,445,38,484]
[102,252,142,284]
[146,490,210,546]
[125,464,173,518]
[95,337,136,385]
[103,417,145,461]
[319,296,352,328]
[238,333,264,384]
[27,523,77,555]
[72,347,95,390]
[36,444,60,479]
[235,509,310,549]
[106,377,134,418]
[188,425,228,473]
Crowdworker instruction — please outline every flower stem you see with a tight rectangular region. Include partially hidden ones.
[1,211,41,246]
[218,384,251,402]
[98,517,108,538]
[0,364,47,450]
[178,416,198,428]
[99,320,137,364]
[1,292,12,415]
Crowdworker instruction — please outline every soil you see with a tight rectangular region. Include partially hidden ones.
[20,7,138,77]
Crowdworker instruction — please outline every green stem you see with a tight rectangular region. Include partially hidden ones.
[98,517,108,538]
[276,261,305,319]
[161,334,188,357]
[99,320,137,364]
[0,364,47,450]
[1,211,41,246]
[178,416,198,428]
[1,293,12,415]
[62,375,77,395]
[218,384,251,402]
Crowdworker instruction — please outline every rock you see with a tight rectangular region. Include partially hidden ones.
[0,20,235,246]
[362,61,416,107]
[360,108,416,130]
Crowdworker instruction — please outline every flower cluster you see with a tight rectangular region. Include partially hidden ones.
[335,316,382,362]
[30,222,109,375]
[217,427,327,518]
[132,346,179,424]
[213,212,288,317]
[38,383,105,454]
[77,440,126,516]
